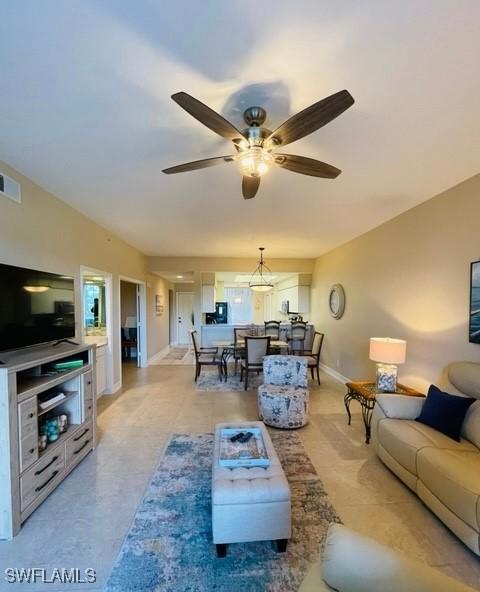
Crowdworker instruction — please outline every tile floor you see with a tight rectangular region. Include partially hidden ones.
[0,363,479,591]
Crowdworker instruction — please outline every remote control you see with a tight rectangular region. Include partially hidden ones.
[238,432,253,443]
[230,432,245,442]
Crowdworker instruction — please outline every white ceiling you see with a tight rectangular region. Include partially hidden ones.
[1,1,479,258]
[157,271,194,284]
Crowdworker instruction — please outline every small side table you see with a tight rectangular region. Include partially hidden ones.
[344,381,424,444]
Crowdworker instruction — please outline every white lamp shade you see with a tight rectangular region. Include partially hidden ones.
[369,337,407,364]
[124,316,137,329]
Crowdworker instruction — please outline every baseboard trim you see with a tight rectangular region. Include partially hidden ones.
[104,380,122,395]
[319,362,351,385]
[148,345,170,365]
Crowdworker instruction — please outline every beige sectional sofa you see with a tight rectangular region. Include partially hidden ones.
[299,524,476,592]
[372,362,480,555]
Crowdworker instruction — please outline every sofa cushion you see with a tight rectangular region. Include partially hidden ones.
[417,448,480,531]
[416,384,475,441]
[378,419,476,476]
[318,524,477,592]
[462,400,480,448]
[376,393,425,420]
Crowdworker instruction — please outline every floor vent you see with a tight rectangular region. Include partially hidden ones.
[0,172,21,203]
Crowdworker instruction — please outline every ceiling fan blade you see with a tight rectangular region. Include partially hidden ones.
[242,176,260,199]
[162,155,235,174]
[274,154,341,178]
[266,90,354,147]
[172,92,246,141]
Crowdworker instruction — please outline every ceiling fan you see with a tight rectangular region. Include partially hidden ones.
[162,89,354,200]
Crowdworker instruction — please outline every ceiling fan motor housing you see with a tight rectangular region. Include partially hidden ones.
[243,126,272,147]
[243,106,267,127]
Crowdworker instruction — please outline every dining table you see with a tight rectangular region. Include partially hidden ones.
[211,339,289,380]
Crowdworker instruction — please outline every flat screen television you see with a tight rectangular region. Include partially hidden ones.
[0,263,75,352]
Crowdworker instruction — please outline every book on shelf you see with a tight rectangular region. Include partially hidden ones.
[39,392,66,410]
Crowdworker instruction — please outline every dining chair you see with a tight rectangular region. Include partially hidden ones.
[233,327,252,375]
[301,331,325,385]
[264,320,281,340]
[190,330,222,382]
[240,336,271,390]
[264,320,281,353]
[288,321,308,354]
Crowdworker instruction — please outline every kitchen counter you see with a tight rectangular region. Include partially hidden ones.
[83,335,108,347]
[200,324,314,349]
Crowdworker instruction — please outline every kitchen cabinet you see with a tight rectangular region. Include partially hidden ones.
[277,285,310,313]
[95,345,106,396]
[297,286,310,313]
[201,285,216,313]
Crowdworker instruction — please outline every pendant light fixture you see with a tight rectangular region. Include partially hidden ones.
[249,247,274,292]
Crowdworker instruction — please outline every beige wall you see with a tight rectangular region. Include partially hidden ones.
[311,174,480,392]
[0,160,170,387]
[146,275,170,357]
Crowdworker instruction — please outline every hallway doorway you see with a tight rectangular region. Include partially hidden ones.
[120,280,139,368]
[118,276,147,388]
[176,292,194,345]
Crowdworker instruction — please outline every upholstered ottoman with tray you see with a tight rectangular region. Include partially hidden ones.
[258,356,310,429]
[212,421,291,557]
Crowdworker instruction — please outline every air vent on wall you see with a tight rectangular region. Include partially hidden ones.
[0,172,21,203]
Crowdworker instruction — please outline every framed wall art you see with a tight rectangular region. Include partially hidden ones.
[155,294,164,316]
[470,261,480,344]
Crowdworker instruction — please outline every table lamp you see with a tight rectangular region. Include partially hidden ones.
[124,316,137,329]
[369,337,407,392]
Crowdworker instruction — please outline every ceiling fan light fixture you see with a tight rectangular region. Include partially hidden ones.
[23,285,49,293]
[249,247,274,292]
[237,147,273,178]
[250,283,274,293]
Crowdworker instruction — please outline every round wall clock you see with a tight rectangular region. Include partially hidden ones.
[329,284,345,319]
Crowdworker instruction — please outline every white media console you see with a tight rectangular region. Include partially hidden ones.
[0,342,96,539]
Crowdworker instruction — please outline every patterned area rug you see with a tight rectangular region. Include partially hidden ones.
[151,348,194,366]
[163,347,189,360]
[196,367,264,391]
[105,431,341,592]
[196,367,321,392]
